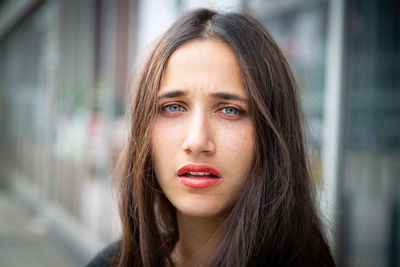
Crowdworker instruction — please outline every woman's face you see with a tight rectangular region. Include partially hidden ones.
[152,39,255,219]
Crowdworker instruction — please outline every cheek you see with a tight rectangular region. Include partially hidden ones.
[217,121,255,165]
[151,119,182,168]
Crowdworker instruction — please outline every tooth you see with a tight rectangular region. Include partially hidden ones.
[188,172,211,176]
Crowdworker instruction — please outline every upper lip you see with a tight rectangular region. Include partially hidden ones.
[177,164,221,178]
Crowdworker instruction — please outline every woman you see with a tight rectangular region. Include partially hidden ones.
[88,8,335,267]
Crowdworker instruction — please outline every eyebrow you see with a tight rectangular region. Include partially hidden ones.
[210,92,248,103]
[157,90,188,100]
[157,90,248,103]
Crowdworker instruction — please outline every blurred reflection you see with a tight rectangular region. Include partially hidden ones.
[339,0,400,266]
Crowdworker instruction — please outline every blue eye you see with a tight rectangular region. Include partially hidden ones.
[164,104,184,113]
[221,107,240,115]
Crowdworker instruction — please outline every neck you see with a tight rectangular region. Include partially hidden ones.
[172,212,226,266]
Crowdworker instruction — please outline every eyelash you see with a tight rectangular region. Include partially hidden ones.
[160,103,246,118]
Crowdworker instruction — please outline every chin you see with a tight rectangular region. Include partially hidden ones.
[175,198,229,219]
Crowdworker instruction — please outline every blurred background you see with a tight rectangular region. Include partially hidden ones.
[0,0,398,266]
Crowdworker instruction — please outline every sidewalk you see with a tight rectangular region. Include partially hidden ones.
[0,190,83,267]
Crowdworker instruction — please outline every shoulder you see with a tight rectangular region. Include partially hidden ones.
[86,241,119,267]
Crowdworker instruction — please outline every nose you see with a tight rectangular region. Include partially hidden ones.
[182,110,215,155]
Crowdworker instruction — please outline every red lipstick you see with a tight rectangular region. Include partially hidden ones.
[177,164,221,188]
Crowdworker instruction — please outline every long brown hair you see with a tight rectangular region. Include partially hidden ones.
[113,8,335,267]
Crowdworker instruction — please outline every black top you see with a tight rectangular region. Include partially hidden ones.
[86,242,118,267]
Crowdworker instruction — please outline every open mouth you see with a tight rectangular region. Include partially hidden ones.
[177,164,221,188]
[177,164,221,178]
[179,171,219,178]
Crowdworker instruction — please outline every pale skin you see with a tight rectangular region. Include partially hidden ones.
[151,39,255,266]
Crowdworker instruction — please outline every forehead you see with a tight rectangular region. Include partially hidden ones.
[166,39,239,70]
[159,39,245,95]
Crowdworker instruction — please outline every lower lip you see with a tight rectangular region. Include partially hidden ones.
[179,177,220,188]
